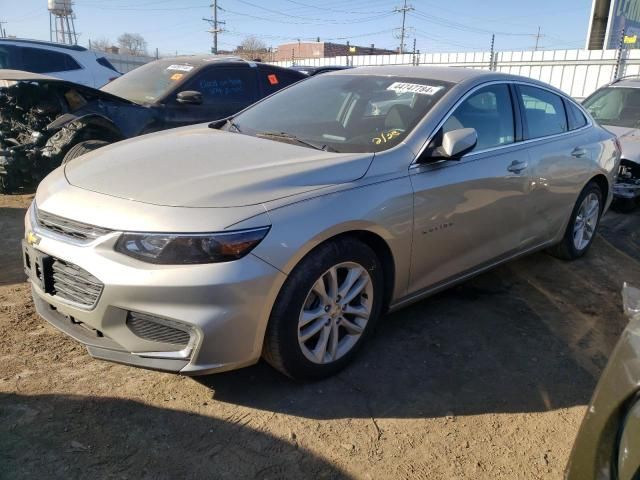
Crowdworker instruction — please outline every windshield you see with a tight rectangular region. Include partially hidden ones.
[229,74,452,153]
[101,60,196,104]
[583,87,640,128]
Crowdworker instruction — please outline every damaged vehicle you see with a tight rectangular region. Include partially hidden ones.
[583,77,640,211]
[566,283,640,480]
[0,56,306,193]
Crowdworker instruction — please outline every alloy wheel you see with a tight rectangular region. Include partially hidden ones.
[297,262,374,364]
[573,192,600,251]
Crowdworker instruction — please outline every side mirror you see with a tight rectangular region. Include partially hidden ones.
[176,90,203,105]
[421,128,478,162]
[440,128,478,159]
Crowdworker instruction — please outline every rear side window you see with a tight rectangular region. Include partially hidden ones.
[566,100,588,130]
[518,85,568,139]
[182,67,258,105]
[442,83,515,152]
[97,56,119,73]
[259,68,304,96]
[20,46,81,73]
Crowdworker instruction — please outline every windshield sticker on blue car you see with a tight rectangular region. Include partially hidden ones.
[167,64,194,72]
[387,82,444,95]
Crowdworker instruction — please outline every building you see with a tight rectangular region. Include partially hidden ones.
[587,0,640,49]
[274,41,396,62]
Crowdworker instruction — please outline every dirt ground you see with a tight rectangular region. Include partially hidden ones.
[1,193,639,480]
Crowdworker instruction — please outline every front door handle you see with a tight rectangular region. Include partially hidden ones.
[571,147,587,158]
[507,160,528,174]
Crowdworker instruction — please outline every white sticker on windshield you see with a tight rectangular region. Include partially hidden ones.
[167,64,194,72]
[387,82,444,95]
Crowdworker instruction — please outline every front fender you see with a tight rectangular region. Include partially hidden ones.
[249,177,414,304]
[42,114,124,160]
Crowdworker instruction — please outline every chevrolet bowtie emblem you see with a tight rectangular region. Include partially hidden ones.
[26,231,40,246]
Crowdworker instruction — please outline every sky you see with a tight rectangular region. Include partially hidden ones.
[1,0,594,56]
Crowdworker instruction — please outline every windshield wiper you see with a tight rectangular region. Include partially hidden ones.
[208,117,242,132]
[255,131,337,152]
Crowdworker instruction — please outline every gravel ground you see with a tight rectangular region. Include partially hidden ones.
[1,193,639,479]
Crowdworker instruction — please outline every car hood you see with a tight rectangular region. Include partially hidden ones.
[603,125,640,164]
[0,69,135,105]
[64,124,374,208]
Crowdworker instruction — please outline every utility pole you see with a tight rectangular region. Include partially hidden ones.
[489,34,495,71]
[534,26,542,51]
[203,0,225,55]
[394,0,414,54]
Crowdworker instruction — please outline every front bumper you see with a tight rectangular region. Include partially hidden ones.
[26,207,286,375]
[613,180,640,199]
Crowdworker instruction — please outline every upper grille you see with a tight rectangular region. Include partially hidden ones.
[36,208,111,242]
[51,258,103,308]
[126,312,191,347]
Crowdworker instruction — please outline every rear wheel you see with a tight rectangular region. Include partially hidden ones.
[263,237,384,379]
[548,182,603,260]
[62,140,110,164]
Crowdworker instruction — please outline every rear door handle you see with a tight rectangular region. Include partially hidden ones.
[507,160,528,174]
[571,147,587,158]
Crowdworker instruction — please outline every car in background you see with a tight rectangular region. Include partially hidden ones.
[0,56,306,192]
[566,283,640,480]
[0,38,120,88]
[583,77,640,211]
[25,67,619,379]
[289,65,352,76]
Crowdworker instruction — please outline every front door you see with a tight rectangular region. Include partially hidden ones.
[408,83,532,293]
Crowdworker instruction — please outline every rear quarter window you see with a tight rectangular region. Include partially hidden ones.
[566,100,588,130]
[20,46,81,73]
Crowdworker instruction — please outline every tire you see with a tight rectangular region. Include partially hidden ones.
[611,196,638,213]
[263,237,384,380]
[62,140,110,164]
[548,181,603,260]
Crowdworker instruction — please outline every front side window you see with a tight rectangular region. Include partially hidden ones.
[583,87,640,128]
[441,84,515,152]
[519,85,568,139]
[181,67,258,105]
[231,75,452,153]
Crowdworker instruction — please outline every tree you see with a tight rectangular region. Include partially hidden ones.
[90,37,112,52]
[236,36,267,61]
[117,33,148,56]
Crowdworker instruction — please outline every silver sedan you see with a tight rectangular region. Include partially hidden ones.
[24,66,620,379]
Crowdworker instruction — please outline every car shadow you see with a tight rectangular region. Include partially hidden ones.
[0,392,349,479]
[197,210,639,420]
[0,206,28,286]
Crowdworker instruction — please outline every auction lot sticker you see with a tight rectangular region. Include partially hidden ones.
[167,64,194,72]
[387,82,444,95]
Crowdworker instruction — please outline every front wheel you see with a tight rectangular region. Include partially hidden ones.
[263,237,384,380]
[548,182,603,260]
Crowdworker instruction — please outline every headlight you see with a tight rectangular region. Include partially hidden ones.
[115,227,270,264]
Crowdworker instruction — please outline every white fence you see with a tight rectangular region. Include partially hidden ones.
[273,48,640,99]
[94,51,156,73]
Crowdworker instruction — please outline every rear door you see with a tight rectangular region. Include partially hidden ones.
[408,82,532,293]
[162,65,259,128]
[257,66,305,98]
[514,84,598,247]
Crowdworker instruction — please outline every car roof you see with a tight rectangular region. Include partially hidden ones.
[152,55,295,70]
[0,38,88,52]
[327,65,571,95]
[610,76,640,88]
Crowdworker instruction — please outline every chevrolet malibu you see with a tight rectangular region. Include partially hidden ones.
[24,67,620,379]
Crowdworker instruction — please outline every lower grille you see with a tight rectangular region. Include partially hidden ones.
[126,312,191,347]
[51,259,103,308]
